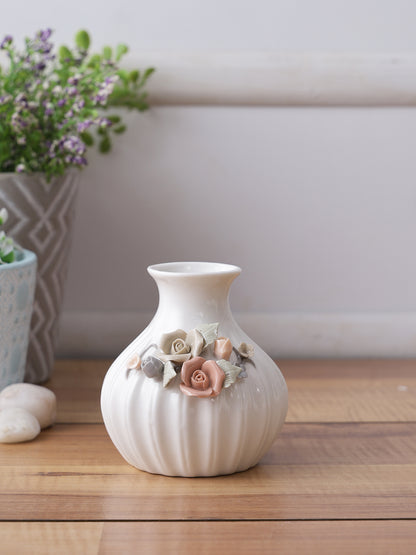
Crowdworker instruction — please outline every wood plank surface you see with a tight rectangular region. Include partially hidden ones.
[2,521,415,555]
[1,523,103,555]
[4,359,416,553]
[48,359,416,424]
[1,422,416,521]
[99,521,416,555]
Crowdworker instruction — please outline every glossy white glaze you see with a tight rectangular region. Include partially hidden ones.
[101,262,288,477]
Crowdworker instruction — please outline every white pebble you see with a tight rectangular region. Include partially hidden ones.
[0,383,56,429]
[0,407,41,443]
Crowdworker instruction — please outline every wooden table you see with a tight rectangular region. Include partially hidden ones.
[1,359,416,554]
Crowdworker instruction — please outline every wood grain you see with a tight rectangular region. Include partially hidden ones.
[1,522,103,555]
[99,521,416,555]
[1,422,416,521]
[283,359,416,423]
[48,359,416,424]
[2,521,415,555]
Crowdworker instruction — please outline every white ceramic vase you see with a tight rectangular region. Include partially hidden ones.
[101,262,288,477]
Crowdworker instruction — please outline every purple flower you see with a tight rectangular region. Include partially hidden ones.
[63,135,86,155]
[68,74,81,86]
[73,155,87,166]
[39,29,52,41]
[0,35,12,49]
[16,163,25,173]
[77,119,93,132]
[67,86,78,97]
[0,94,12,105]
[14,93,28,107]
[97,117,112,128]
[73,99,85,111]
[105,75,119,85]
[57,98,66,107]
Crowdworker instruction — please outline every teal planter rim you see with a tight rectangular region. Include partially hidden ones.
[0,249,37,271]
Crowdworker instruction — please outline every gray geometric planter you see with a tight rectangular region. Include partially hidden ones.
[0,249,37,390]
[0,171,79,383]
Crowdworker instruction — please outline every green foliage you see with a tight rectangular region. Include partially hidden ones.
[0,28,154,179]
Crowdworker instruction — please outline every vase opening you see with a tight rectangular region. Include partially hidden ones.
[148,261,241,277]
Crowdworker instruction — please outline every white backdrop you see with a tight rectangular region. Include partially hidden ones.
[3,1,416,357]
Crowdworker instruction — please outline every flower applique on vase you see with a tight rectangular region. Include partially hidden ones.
[101,262,288,477]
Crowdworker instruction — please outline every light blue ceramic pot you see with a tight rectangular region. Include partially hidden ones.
[0,249,37,390]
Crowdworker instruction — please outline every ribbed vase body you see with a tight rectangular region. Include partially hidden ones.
[101,262,288,477]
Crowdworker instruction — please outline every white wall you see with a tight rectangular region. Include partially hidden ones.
[4,1,416,357]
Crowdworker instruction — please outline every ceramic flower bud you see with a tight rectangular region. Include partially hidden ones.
[141,356,164,378]
[180,356,225,398]
[238,342,255,358]
[185,329,204,357]
[214,337,233,360]
[127,354,141,370]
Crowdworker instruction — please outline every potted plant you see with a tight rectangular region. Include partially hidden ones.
[0,29,154,382]
[0,208,37,390]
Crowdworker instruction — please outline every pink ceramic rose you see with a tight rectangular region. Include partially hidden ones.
[180,356,225,398]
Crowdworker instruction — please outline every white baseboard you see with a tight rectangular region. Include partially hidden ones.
[57,310,416,359]
[129,51,416,106]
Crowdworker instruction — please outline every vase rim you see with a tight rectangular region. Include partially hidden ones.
[148,261,241,278]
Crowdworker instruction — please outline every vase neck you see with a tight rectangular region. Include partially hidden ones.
[148,262,241,330]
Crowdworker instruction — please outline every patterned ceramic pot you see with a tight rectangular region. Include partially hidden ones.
[0,249,37,391]
[101,262,288,477]
[0,171,79,383]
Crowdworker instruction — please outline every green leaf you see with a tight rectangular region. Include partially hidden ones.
[117,69,129,86]
[0,249,15,264]
[99,136,111,153]
[129,70,139,83]
[143,67,155,79]
[59,45,72,61]
[115,43,128,61]
[102,46,112,60]
[216,360,243,388]
[80,131,94,146]
[113,125,126,134]
[75,30,90,51]
[107,115,121,124]
[87,54,101,68]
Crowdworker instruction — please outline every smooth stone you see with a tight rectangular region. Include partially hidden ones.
[0,407,41,443]
[0,383,57,429]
